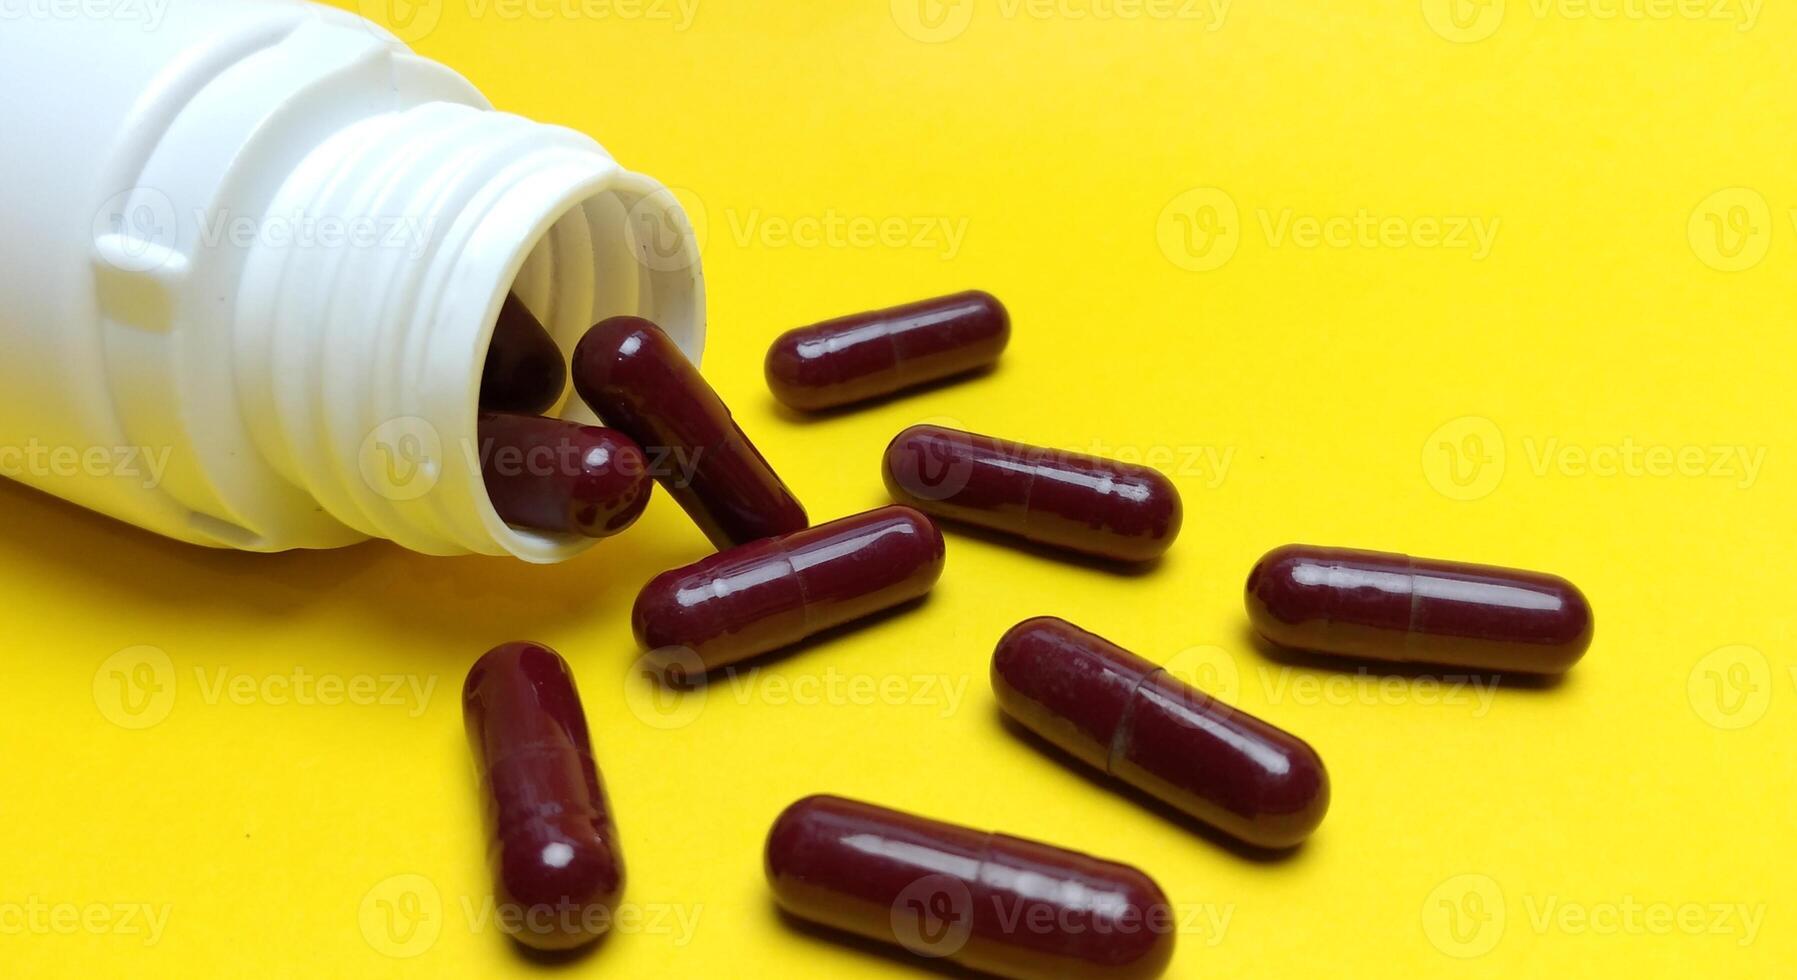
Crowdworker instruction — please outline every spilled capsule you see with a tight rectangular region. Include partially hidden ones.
[994,616,1328,849]
[1245,544,1594,674]
[463,642,624,950]
[765,291,1009,411]
[766,794,1175,979]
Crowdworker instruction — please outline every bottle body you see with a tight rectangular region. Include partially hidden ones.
[0,0,704,561]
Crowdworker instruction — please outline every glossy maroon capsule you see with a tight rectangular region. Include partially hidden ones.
[477,412,653,537]
[480,293,567,414]
[573,316,808,549]
[766,795,1175,980]
[463,642,624,951]
[883,425,1181,563]
[764,291,1010,411]
[632,506,945,672]
[993,617,1327,849]
[1245,545,1594,674]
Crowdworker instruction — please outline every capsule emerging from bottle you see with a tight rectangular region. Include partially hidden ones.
[1245,545,1594,674]
[480,293,567,415]
[883,424,1181,563]
[766,795,1175,980]
[478,413,652,537]
[633,506,945,672]
[993,617,1328,849]
[764,291,1010,411]
[463,642,624,950]
[573,316,808,549]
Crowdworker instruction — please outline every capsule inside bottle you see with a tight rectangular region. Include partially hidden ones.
[764,290,1010,411]
[766,794,1175,980]
[1245,544,1594,674]
[480,293,567,415]
[463,642,624,950]
[632,506,945,672]
[883,424,1181,563]
[993,616,1328,849]
[477,412,653,538]
[573,316,808,549]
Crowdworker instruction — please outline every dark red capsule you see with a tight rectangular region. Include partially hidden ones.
[573,316,808,549]
[993,617,1328,849]
[883,425,1181,563]
[764,291,1010,411]
[632,506,945,672]
[463,642,624,950]
[766,795,1175,980]
[480,293,567,414]
[477,412,652,538]
[1245,545,1594,674]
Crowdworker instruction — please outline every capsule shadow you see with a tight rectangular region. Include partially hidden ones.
[1236,623,1571,693]
[506,930,611,967]
[771,907,988,979]
[0,477,698,662]
[768,364,1002,425]
[992,711,1309,865]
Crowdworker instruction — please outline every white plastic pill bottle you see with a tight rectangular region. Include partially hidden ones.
[0,0,704,561]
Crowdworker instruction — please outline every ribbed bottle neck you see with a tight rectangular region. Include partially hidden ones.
[235,100,705,560]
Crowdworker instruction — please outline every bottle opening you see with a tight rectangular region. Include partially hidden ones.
[467,169,706,562]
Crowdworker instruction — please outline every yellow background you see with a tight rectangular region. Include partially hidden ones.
[4,0,1793,976]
